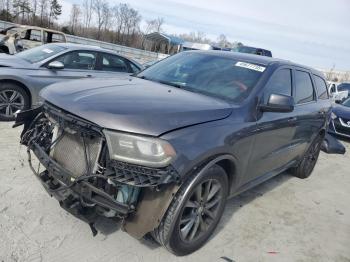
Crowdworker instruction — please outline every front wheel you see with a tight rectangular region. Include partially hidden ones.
[153,165,229,256]
[291,134,323,179]
[0,83,30,121]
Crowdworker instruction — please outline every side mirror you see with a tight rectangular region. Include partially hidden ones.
[259,93,294,113]
[48,61,64,70]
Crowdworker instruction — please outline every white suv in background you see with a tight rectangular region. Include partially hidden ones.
[329,82,348,102]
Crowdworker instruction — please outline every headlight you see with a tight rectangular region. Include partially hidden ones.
[331,112,337,120]
[103,130,176,168]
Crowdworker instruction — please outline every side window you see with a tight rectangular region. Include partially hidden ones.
[28,30,42,42]
[55,51,97,70]
[313,75,329,100]
[44,32,65,43]
[264,69,292,103]
[129,62,141,74]
[338,84,350,92]
[100,53,129,72]
[294,70,315,104]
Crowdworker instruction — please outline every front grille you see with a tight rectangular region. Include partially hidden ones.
[108,160,179,187]
[51,131,102,178]
[334,119,350,137]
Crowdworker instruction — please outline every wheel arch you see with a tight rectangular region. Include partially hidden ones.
[0,79,32,107]
[0,45,9,54]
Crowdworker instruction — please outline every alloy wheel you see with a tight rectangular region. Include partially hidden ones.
[304,137,322,174]
[179,179,223,242]
[0,89,25,118]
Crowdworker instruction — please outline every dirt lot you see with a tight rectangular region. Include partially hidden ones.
[0,121,349,262]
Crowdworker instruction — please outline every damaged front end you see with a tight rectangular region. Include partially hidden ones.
[16,103,180,238]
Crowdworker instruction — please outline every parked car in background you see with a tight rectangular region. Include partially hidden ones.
[0,43,143,121]
[0,25,66,54]
[232,45,273,57]
[329,82,348,102]
[337,82,350,96]
[17,51,331,255]
[329,97,350,138]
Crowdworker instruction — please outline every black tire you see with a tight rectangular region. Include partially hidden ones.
[291,134,323,179]
[0,82,30,121]
[153,164,229,256]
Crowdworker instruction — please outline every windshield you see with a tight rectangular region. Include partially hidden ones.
[15,44,66,63]
[338,83,350,91]
[342,98,350,107]
[138,52,265,103]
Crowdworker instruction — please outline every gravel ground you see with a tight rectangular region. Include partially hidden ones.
[0,121,349,262]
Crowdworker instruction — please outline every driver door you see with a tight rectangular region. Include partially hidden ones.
[33,50,98,87]
[243,68,299,183]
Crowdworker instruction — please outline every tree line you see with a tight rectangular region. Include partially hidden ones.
[0,0,242,51]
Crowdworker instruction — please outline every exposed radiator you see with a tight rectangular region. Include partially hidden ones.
[51,130,102,178]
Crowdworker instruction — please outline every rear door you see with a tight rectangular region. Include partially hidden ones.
[93,52,137,78]
[244,67,299,183]
[291,69,323,158]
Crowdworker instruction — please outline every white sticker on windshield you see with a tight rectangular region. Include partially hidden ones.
[42,48,54,54]
[235,61,266,72]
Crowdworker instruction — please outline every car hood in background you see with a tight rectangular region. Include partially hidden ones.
[40,77,233,136]
[0,54,33,68]
[333,104,350,119]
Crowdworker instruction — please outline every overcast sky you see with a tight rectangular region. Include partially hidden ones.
[60,0,350,71]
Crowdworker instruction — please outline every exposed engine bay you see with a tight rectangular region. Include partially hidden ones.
[16,103,180,238]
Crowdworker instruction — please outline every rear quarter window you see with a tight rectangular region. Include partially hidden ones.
[313,75,329,100]
[294,70,315,104]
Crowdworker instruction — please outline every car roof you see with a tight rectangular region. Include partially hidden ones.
[191,50,324,77]
[45,43,142,67]
[10,25,64,34]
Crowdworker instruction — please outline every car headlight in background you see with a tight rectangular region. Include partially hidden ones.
[103,130,176,168]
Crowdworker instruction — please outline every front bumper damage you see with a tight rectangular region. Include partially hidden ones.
[15,103,181,238]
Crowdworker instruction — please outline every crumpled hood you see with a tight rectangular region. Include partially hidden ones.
[0,53,32,68]
[40,77,233,136]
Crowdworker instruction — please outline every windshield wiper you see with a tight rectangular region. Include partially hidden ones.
[152,80,183,89]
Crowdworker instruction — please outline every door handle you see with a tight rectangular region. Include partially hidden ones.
[86,74,92,78]
[288,117,297,123]
[318,110,325,115]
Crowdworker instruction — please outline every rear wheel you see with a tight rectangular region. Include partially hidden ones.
[0,83,30,121]
[153,165,228,256]
[291,134,323,179]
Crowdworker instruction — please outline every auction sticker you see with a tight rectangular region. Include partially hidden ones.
[235,61,266,72]
[42,48,54,54]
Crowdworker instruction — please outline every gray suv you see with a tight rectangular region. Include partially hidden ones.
[16,51,331,255]
[0,43,142,120]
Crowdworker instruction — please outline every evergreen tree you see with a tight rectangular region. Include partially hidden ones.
[48,0,62,26]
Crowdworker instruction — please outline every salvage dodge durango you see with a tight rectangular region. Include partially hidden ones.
[16,51,331,255]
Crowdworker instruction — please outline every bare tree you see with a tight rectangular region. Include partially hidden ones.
[82,0,93,34]
[30,0,38,24]
[69,4,81,35]
[93,0,107,40]
[145,17,164,34]
[0,0,13,21]
[39,0,48,26]
[178,31,211,44]
[13,0,31,23]
[102,2,111,40]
